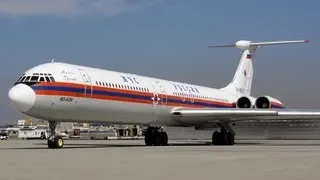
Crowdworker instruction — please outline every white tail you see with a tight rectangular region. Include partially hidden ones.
[209,40,309,96]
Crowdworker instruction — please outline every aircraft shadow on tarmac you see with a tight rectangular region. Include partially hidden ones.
[0,141,213,150]
[2,140,320,150]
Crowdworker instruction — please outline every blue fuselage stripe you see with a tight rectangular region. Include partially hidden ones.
[32,85,233,108]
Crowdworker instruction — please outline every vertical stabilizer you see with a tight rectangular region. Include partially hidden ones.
[221,49,255,95]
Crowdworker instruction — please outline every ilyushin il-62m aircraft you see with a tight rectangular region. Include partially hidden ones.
[8,39,320,149]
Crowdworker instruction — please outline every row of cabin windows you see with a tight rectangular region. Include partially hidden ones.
[172,92,228,103]
[95,81,150,92]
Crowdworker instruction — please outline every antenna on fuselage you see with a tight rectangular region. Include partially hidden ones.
[51,59,55,63]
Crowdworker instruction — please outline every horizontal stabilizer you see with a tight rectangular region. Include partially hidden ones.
[209,40,309,50]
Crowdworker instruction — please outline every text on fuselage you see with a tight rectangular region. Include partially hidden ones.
[61,70,77,81]
[60,97,73,102]
[172,83,200,93]
[121,76,139,84]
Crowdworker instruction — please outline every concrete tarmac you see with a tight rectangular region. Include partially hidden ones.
[0,139,320,180]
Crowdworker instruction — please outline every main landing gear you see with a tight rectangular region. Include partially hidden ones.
[47,121,64,149]
[144,127,168,146]
[212,123,235,145]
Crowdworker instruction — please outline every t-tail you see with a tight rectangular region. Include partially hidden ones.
[208,39,309,96]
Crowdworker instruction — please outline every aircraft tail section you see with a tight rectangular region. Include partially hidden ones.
[221,49,254,96]
[208,39,309,96]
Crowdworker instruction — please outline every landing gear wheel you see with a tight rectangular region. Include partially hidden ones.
[212,131,221,145]
[226,132,235,145]
[47,138,55,148]
[47,136,64,149]
[144,127,169,146]
[212,131,235,146]
[152,130,160,146]
[144,130,153,146]
[159,132,168,146]
[55,136,64,149]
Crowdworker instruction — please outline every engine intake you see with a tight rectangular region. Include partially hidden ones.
[236,96,252,108]
[255,96,270,108]
[254,96,283,109]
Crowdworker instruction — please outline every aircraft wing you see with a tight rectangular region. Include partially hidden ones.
[171,108,320,124]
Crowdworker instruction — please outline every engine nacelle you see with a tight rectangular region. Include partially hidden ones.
[254,96,283,109]
[236,96,252,108]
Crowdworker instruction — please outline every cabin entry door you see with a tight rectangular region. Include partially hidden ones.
[151,80,168,114]
[77,69,93,98]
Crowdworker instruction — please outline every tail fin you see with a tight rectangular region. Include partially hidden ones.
[222,49,254,95]
[208,40,309,96]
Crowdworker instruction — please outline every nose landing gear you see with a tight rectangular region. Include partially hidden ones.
[47,121,64,149]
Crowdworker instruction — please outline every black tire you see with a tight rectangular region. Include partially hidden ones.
[47,136,64,149]
[212,131,220,145]
[159,132,168,146]
[144,131,153,146]
[47,137,55,148]
[152,130,160,146]
[226,132,235,145]
[54,136,64,149]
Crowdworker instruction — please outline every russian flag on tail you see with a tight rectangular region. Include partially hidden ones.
[246,54,252,59]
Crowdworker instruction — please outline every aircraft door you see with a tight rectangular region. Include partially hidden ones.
[77,69,93,97]
[152,80,167,109]
[188,88,194,103]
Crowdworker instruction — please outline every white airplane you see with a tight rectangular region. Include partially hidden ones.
[8,39,320,149]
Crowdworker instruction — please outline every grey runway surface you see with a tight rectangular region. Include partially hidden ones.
[0,140,320,180]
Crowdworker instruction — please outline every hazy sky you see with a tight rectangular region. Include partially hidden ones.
[0,0,319,124]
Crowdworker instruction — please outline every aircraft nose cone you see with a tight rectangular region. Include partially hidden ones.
[8,84,35,112]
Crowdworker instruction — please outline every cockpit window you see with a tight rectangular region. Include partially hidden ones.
[25,76,31,81]
[20,76,26,82]
[30,76,39,82]
[49,76,55,82]
[14,73,56,86]
[45,76,50,82]
[16,76,23,82]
